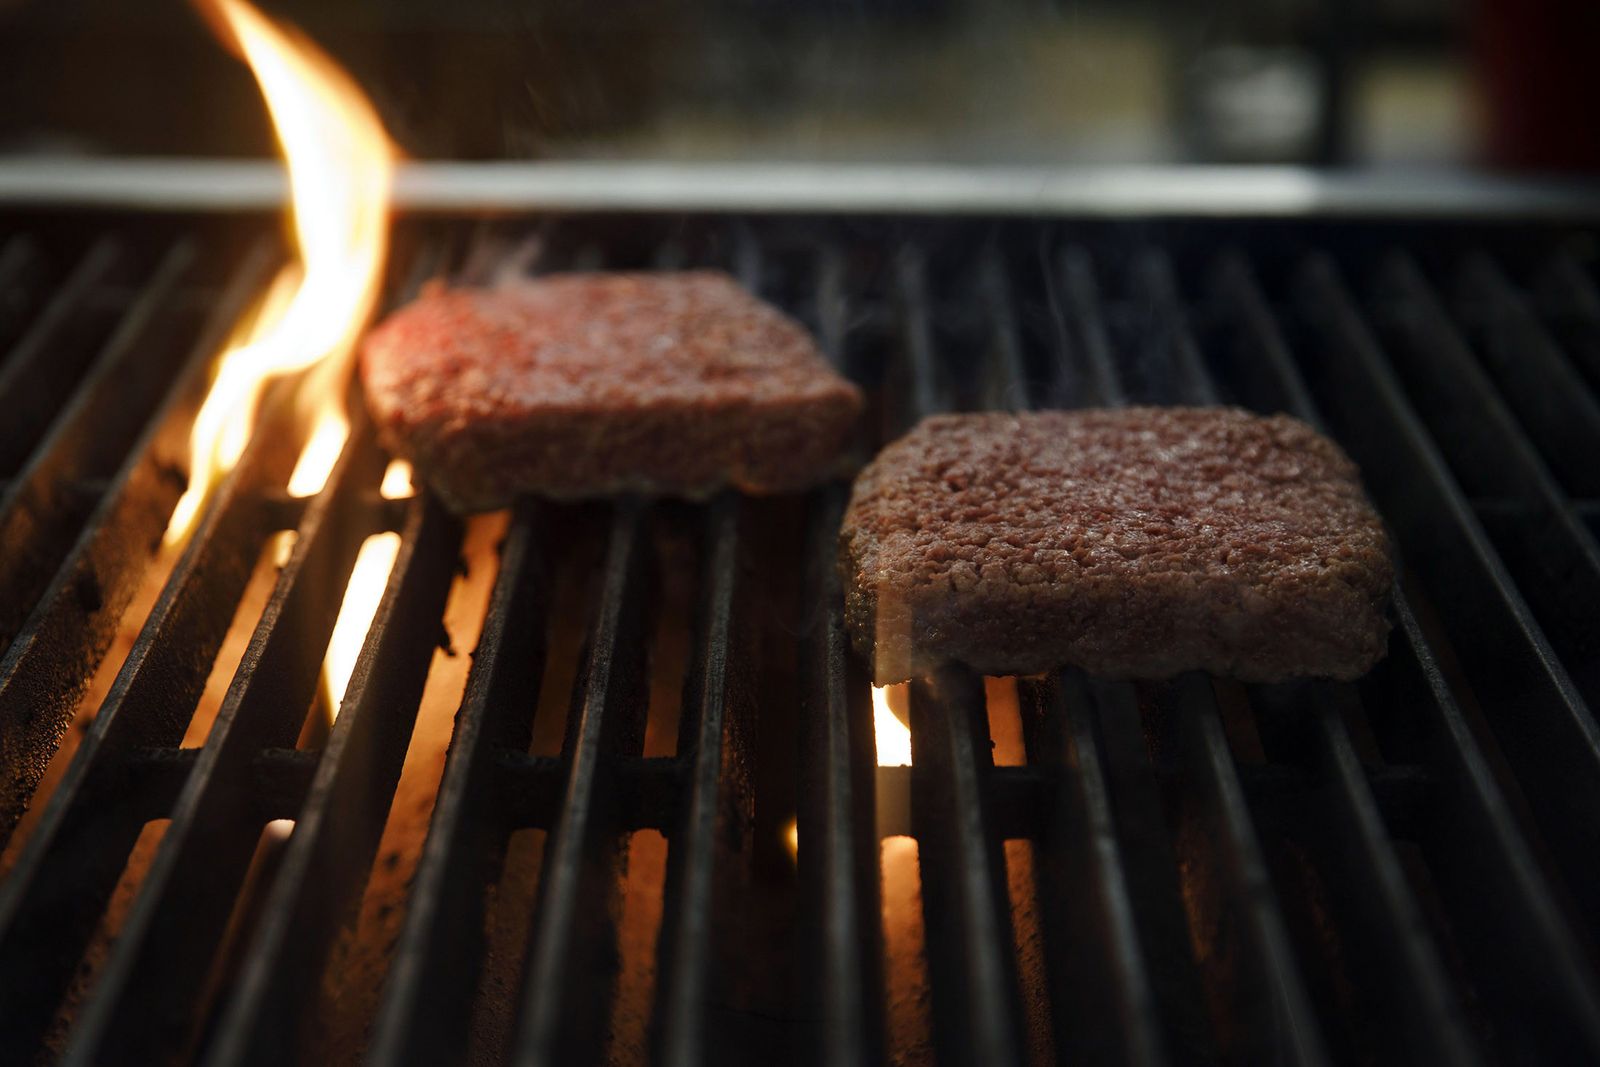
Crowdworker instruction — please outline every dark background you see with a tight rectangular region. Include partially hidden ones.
[0,0,1595,170]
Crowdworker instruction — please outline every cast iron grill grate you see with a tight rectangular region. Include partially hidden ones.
[0,213,1597,1066]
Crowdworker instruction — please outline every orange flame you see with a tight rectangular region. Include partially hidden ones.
[166,0,394,545]
[785,685,912,861]
[318,465,413,712]
[380,459,415,499]
[174,0,401,720]
[323,533,401,709]
[873,684,912,766]
[285,411,351,498]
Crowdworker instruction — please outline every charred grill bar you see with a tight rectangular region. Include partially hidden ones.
[0,210,1598,1065]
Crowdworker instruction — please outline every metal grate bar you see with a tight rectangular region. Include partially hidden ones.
[874,763,1077,842]
[1455,254,1600,496]
[205,493,461,1066]
[993,250,1189,1066]
[367,503,550,1067]
[1199,253,1485,1063]
[1375,254,1580,507]
[645,213,770,1067]
[798,485,880,1067]
[370,228,565,1065]
[1372,599,1600,1060]
[62,424,389,1066]
[0,240,196,651]
[796,240,881,1067]
[652,494,742,1066]
[120,747,203,808]
[1080,676,1221,1060]
[730,220,761,293]
[1217,253,1600,1057]
[0,230,428,1049]
[488,751,660,830]
[1148,675,1328,1065]
[246,748,319,819]
[1050,247,1232,1060]
[894,247,945,425]
[511,503,651,1066]
[976,248,1030,412]
[0,238,127,476]
[908,667,1027,1066]
[4,214,1600,1066]
[1372,255,1600,705]
[1056,247,1126,408]
[1086,247,1327,1065]
[0,239,272,845]
[895,246,1028,1067]
[1535,252,1600,390]
[1210,255,1321,420]
[1017,672,1168,1067]
[1294,255,1600,926]
[0,235,43,354]
[1130,251,1220,406]
[0,286,307,1057]
[1256,681,1485,1066]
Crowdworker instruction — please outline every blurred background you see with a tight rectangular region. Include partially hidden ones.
[0,0,1595,173]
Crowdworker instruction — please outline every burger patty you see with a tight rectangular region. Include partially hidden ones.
[360,271,863,512]
[839,407,1393,684]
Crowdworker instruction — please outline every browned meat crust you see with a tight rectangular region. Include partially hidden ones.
[840,407,1393,684]
[360,271,863,511]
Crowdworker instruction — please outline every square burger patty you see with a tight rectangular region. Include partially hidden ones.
[840,407,1393,684]
[360,271,863,511]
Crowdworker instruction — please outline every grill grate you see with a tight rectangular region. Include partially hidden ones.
[1,213,1599,1065]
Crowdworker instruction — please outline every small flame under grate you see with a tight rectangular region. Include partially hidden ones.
[1,212,1599,1066]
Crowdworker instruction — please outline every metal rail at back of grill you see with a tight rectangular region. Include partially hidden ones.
[0,203,1599,1066]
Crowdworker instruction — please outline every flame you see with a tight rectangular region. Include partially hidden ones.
[285,411,350,497]
[324,533,400,711]
[380,459,415,499]
[873,684,912,766]
[783,684,912,862]
[166,0,394,545]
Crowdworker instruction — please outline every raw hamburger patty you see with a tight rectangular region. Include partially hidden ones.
[360,271,863,511]
[840,407,1393,684]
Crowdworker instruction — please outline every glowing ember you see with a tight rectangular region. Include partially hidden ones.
[324,533,400,712]
[873,683,913,767]
[783,817,799,863]
[166,0,394,545]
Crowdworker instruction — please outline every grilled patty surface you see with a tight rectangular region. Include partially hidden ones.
[360,271,862,511]
[840,407,1393,684]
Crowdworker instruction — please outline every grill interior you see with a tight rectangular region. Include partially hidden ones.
[1,211,1599,1066]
